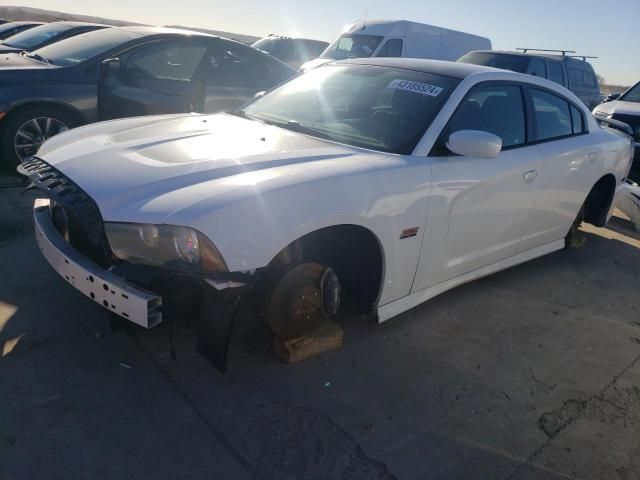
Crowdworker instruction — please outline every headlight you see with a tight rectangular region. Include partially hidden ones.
[104,223,227,273]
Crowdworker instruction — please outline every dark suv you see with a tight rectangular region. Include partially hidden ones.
[458,50,602,109]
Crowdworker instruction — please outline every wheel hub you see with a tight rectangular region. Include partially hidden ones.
[287,284,321,324]
[267,262,329,339]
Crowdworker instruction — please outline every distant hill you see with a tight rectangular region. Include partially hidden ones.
[0,5,260,43]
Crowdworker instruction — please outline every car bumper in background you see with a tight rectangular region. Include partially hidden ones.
[33,198,163,328]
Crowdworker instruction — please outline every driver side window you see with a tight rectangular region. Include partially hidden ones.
[447,85,526,149]
[122,41,207,84]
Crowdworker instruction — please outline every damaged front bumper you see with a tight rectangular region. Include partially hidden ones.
[33,198,246,372]
[34,198,164,328]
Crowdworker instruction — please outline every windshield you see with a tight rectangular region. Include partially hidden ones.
[620,82,640,103]
[3,23,73,50]
[321,34,384,60]
[242,64,459,154]
[33,28,139,66]
[458,52,530,73]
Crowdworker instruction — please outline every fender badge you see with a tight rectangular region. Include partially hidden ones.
[400,227,419,239]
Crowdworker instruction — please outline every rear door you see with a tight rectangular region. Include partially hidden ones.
[200,39,295,113]
[516,87,600,252]
[98,37,208,120]
[413,83,539,291]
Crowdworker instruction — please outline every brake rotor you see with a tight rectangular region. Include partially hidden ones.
[267,262,326,339]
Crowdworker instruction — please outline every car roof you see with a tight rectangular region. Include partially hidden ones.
[3,21,45,26]
[52,21,110,28]
[117,25,217,38]
[469,50,594,67]
[336,57,503,79]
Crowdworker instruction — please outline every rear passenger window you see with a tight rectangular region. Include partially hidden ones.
[583,71,597,88]
[526,58,547,78]
[570,105,584,134]
[448,85,526,148]
[531,89,572,140]
[547,62,564,85]
[377,39,403,57]
[569,69,584,87]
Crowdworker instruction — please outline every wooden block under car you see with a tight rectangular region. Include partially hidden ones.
[273,322,344,364]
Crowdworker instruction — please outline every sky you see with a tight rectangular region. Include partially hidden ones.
[15,0,640,85]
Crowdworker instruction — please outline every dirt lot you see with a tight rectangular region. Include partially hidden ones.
[1,172,639,480]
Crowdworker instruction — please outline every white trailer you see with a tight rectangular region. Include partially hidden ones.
[300,19,491,71]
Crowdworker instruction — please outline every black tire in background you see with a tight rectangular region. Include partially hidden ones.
[0,107,78,171]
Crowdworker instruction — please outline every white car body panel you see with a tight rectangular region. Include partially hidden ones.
[34,64,633,321]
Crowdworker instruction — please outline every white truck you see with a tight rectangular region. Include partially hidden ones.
[300,19,491,72]
[21,59,632,372]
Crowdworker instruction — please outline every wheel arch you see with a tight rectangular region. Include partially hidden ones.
[263,223,387,315]
[1,99,87,128]
[583,173,617,227]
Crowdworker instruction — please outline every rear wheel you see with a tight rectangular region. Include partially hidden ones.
[1,107,77,170]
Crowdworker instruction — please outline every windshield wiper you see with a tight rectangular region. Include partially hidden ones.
[227,110,256,121]
[21,51,50,64]
[267,119,331,140]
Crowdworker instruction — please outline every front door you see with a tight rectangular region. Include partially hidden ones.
[98,39,208,120]
[412,83,539,291]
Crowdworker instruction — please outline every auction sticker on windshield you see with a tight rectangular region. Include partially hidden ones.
[387,79,443,97]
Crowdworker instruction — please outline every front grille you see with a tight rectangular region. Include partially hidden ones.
[612,113,640,140]
[18,158,112,266]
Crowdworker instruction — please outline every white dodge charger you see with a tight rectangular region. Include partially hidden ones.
[20,59,634,371]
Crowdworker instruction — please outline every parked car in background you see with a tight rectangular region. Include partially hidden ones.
[0,21,109,55]
[252,34,328,69]
[0,21,43,40]
[19,59,632,371]
[299,19,491,72]
[458,49,602,109]
[593,81,640,182]
[0,26,296,168]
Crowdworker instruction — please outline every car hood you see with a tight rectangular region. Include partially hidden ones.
[594,100,640,117]
[37,113,388,224]
[0,52,52,69]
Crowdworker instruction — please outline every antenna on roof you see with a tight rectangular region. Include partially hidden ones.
[516,48,576,56]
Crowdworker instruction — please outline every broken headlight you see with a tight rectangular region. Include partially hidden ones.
[104,223,228,273]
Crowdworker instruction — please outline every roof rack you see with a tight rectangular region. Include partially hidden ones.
[567,55,599,61]
[516,48,576,56]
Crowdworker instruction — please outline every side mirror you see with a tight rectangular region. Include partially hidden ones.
[254,91,266,99]
[604,93,620,102]
[101,57,120,76]
[446,130,502,159]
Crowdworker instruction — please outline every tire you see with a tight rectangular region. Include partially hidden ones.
[0,107,78,171]
[564,205,586,249]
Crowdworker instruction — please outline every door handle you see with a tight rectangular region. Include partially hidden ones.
[523,170,538,183]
